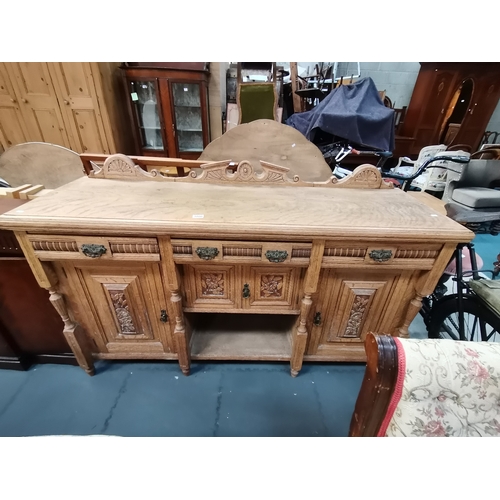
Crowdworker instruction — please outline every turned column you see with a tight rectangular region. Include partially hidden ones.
[48,287,95,375]
[170,288,191,376]
[14,231,95,375]
[290,240,324,377]
[158,236,191,375]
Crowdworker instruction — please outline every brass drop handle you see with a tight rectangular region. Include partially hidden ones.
[265,250,288,263]
[242,283,250,298]
[369,249,392,262]
[160,310,168,322]
[313,312,322,326]
[81,243,107,258]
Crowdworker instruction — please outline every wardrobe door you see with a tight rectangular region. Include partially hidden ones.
[49,62,111,154]
[0,64,31,150]
[5,62,72,148]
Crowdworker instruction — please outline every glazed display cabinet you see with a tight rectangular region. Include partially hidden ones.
[122,64,210,160]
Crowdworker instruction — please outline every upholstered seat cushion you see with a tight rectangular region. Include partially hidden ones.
[452,187,500,208]
[379,338,500,437]
[469,279,500,317]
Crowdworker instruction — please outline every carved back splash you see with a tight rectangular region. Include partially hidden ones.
[89,153,393,189]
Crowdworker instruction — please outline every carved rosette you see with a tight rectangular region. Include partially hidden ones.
[260,275,284,298]
[109,290,136,334]
[344,296,370,338]
[201,273,224,296]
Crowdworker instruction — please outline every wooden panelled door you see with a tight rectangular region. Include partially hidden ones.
[5,62,71,148]
[0,64,31,150]
[63,262,173,355]
[307,268,415,355]
[48,62,111,154]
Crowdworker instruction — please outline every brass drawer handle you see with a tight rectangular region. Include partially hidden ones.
[195,247,219,260]
[369,249,392,262]
[242,283,250,298]
[265,250,288,263]
[160,310,168,322]
[81,244,107,258]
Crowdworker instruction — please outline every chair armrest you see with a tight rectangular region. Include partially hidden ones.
[349,333,399,437]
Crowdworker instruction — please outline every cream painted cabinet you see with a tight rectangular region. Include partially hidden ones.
[0,62,133,154]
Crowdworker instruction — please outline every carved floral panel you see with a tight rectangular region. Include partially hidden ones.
[260,275,284,298]
[201,273,225,296]
[343,295,370,338]
[108,289,137,334]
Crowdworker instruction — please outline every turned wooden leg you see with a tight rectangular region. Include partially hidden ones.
[290,293,312,377]
[171,289,190,376]
[48,288,95,375]
[398,292,424,338]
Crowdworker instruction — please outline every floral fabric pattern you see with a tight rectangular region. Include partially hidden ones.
[385,339,500,437]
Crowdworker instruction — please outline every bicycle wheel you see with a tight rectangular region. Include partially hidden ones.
[428,295,500,342]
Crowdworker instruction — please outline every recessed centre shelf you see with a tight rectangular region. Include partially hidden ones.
[187,313,297,361]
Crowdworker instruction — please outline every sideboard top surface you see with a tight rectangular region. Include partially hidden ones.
[0,176,473,242]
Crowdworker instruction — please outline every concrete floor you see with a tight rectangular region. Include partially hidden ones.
[0,361,365,437]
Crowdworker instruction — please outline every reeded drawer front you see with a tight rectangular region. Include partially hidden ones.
[172,239,311,265]
[322,241,442,269]
[28,234,160,261]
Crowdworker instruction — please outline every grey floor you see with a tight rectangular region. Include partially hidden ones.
[0,316,426,438]
[0,235,493,437]
[0,361,365,437]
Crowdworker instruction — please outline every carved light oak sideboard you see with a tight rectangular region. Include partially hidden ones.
[0,155,473,376]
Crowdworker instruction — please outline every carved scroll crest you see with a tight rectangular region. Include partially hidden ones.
[186,160,301,184]
[89,154,161,180]
[87,153,393,189]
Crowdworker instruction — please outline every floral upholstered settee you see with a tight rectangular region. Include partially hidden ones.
[349,334,500,437]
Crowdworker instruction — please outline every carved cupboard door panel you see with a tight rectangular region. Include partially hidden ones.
[310,269,414,356]
[0,63,31,150]
[5,62,72,148]
[63,262,173,355]
[183,264,239,311]
[244,266,301,312]
[48,62,111,154]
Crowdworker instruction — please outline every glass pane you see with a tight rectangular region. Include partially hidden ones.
[172,83,203,152]
[129,80,164,152]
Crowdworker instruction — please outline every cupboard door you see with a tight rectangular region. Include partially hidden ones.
[170,82,205,155]
[183,264,239,311]
[0,64,31,150]
[244,266,301,312]
[49,62,110,154]
[128,78,171,156]
[5,62,71,148]
[310,269,414,355]
[64,262,172,354]
[455,76,500,151]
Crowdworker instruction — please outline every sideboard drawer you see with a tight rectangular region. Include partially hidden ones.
[27,234,160,261]
[322,241,442,270]
[172,239,311,265]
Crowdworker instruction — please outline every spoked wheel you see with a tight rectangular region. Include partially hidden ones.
[428,295,500,342]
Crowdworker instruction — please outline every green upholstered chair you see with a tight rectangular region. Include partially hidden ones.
[236,62,278,125]
[237,83,277,124]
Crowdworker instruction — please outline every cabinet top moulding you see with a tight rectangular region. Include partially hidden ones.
[0,154,473,244]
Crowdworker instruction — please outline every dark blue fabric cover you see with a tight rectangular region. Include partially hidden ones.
[286,77,395,152]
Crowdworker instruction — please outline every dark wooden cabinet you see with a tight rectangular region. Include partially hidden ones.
[122,64,210,160]
[0,200,75,370]
[399,63,500,156]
